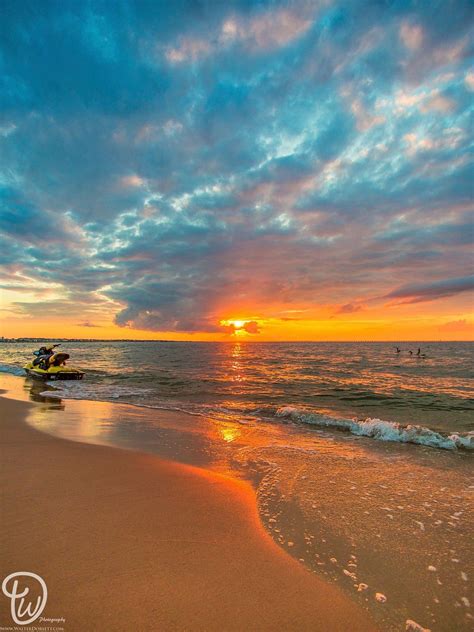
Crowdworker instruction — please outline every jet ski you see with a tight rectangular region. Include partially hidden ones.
[24,344,84,381]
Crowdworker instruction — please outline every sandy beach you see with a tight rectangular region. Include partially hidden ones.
[0,394,376,631]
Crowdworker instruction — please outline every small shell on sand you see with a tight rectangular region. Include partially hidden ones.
[405,619,431,631]
[375,593,387,603]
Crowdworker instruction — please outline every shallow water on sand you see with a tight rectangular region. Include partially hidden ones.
[1,341,473,449]
[2,374,472,632]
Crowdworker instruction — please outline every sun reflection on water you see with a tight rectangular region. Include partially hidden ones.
[218,426,242,443]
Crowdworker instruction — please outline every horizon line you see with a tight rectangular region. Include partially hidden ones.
[2,338,472,344]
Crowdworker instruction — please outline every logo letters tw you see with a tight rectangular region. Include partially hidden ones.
[2,572,48,625]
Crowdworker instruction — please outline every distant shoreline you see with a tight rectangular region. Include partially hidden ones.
[2,338,473,343]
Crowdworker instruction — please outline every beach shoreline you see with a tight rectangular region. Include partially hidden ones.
[0,392,376,631]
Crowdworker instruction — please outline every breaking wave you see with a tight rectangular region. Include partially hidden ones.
[276,406,474,451]
[2,361,472,452]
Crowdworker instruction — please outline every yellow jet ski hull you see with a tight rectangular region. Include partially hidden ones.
[24,363,84,381]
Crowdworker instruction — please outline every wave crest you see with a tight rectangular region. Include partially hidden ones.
[276,406,474,451]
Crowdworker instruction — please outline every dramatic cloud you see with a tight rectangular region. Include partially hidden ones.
[385,276,474,304]
[1,0,473,336]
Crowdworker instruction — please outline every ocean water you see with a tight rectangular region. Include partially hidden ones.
[1,341,473,449]
[1,342,473,630]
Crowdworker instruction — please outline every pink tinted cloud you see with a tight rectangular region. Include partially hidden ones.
[403,35,470,82]
[391,84,456,116]
[403,128,463,155]
[400,22,424,50]
[231,9,312,51]
[465,71,474,91]
[166,37,212,63]
[350,99,385,131]
[165,6,314,64]
[421,93,456,113]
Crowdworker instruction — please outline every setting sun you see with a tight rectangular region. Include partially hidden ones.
[218,319,263,336]
[1,3,473,631]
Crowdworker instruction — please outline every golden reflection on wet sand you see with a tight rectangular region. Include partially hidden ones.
[2,373,473,631]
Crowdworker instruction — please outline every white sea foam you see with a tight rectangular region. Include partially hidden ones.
[5,358,472,451]
[276,406,474,451]
[36,388,474,450]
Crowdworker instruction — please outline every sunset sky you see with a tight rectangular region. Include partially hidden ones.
[1,0,473,341]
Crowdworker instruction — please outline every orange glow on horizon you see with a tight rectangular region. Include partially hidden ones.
[1,312,473,341]
[1,288,473,341]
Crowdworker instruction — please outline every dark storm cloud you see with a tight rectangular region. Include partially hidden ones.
[1,0,473,332]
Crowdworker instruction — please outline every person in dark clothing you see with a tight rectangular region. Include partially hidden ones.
[32,345,57,369]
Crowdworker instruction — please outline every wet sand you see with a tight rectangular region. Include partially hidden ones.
[0,395,376,631]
